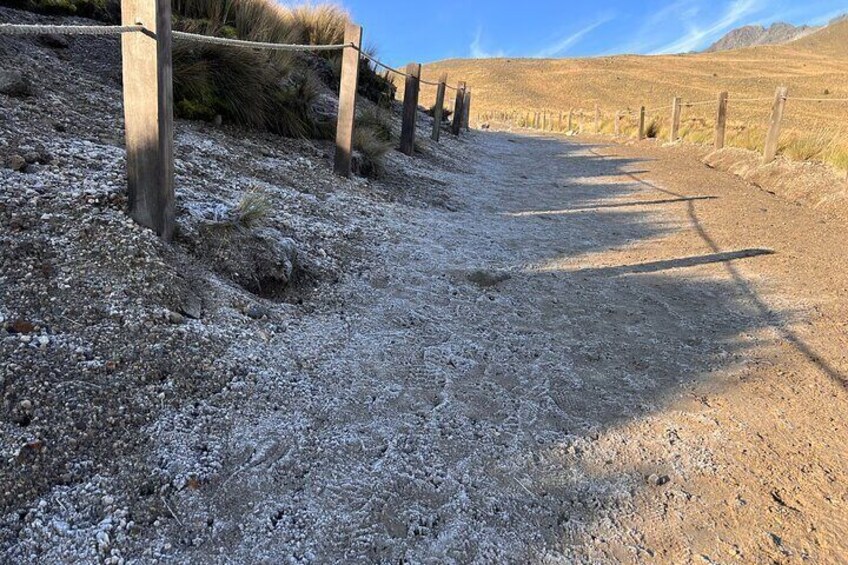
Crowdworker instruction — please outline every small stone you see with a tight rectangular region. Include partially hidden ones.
[165,311,185,325]
[6,154,27,172]
[0,70,32,98]
[23,151,40,164]
[244,304,269,320]
[7,320,35,334]
[96,531,110,552]
[647,473,670,486]
[37,335,50,347]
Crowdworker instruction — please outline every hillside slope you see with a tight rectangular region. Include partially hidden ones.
[423,19,848,138]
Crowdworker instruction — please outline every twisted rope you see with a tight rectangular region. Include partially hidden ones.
[357,49,461,92]
[172,30,349,52]
[0,23,145,35]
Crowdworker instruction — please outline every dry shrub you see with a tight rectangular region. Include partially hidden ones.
[286,3,349,46]
[728,126,765,152]
[170,0,392,139]
[645,117,662,138]
[352,107,393,178]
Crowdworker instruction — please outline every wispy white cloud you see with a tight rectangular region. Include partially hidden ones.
[534,14,615,58]
[653,0,763,54]
[469,27,505,59]
[607,0,699,54]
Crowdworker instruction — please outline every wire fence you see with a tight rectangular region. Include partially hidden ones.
[477,87,847,175]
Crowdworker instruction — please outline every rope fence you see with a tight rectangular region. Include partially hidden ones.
[0,3,472,241]
[0,23,145,35]
[172,30,350,52]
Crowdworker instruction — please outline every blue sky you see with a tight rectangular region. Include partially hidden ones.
[335,0,847,66]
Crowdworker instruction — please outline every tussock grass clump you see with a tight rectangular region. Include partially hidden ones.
[168,0,394,147]
[352,107,393,178]
[353,128,392,178]
[645,118,662,139]
[680,122,713,145]
[426,105,453,122]
[727,126,765,153]
[782,128,835,161]
[234,187,273,228]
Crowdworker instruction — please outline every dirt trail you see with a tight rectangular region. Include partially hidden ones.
[136,131,848,564]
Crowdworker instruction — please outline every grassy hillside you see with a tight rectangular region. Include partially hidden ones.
[423,20,848,170]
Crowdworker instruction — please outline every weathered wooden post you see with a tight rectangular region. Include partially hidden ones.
[638,106,646,140]
[763,86,788,165]
[400,62,422,155]
[714,91,728,150]
[594,104,600,133]
[451,81,466,135]
[463,90,472,131]
[333,23,363,177]
[431,73,447,142]
[121,0,175,240]
[670,97,682,142]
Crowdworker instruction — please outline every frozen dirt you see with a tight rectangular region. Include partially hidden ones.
[3,8,848,564]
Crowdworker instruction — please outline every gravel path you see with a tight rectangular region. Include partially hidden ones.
[2,13,847,557]
[139,133,848,563]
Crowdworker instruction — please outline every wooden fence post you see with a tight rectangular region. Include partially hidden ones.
[400,62,422,155]
[463,90,472,131]
[714,91,728,150]
[638,106,646,140]
[121,0,175,240]
[594,104,600,133]
[333,23,363,177]
[431,73,447,142]
[670,96,682,142]
[763,86,788,165]
[451,81,466,135]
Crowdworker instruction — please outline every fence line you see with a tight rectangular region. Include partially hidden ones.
[476,88,846,168]
[0,2,472,240]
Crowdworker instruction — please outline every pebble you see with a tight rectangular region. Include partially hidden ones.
[647,473,671,486]
[244,304,269,320]
[165,311,185,325]
[6,154,27,172]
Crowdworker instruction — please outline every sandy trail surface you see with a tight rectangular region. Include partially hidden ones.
[144,131,848,563]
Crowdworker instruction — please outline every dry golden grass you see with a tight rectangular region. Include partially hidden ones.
[424,20,848,171]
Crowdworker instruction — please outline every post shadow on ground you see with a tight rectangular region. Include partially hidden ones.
[328,130,848,561]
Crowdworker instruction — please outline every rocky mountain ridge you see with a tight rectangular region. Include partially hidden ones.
[705,14,847,52]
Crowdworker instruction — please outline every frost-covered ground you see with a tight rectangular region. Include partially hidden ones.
[4,7,848,565]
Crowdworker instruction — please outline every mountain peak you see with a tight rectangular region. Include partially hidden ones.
[705,20,817,52]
